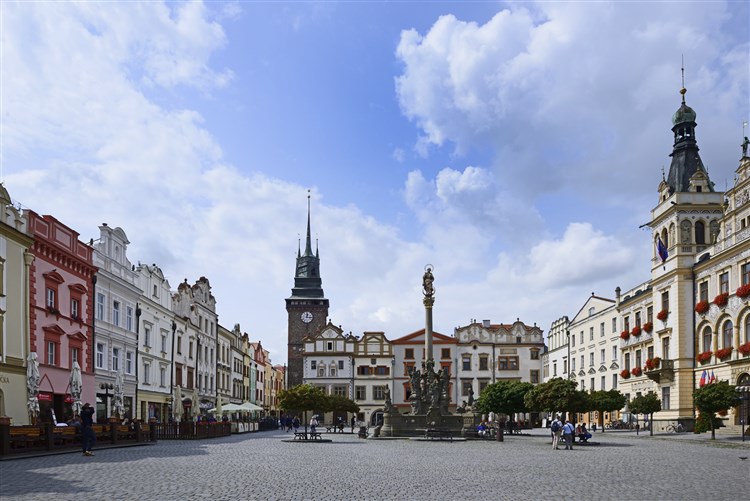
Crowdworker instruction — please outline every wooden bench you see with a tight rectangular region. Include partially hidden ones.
[424,429,453,441]
[9,426,42,448]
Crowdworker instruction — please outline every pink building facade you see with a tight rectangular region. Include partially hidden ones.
[27,211,97,424]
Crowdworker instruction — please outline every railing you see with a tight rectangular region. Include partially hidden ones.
[153,421,231,440]
[0,421,155,457]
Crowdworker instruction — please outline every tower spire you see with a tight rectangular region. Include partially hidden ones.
[304,189,313,257]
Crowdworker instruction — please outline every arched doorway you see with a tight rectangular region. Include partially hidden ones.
[735,373,749,432]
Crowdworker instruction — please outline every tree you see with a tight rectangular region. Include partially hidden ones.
[523,377,590,422]
[475,380,534,428]
[278,384,328,433]
[326,394,360,416]
[588,390,627,433]
[694,381,739,440]
[627,392,661,436]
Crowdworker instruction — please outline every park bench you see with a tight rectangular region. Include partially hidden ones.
[9,426,42,449]
[424,429,452,441]
[293,431,322,441]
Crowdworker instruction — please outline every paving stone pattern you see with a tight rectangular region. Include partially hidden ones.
[1,429,748,500]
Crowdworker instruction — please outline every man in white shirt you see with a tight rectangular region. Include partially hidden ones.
[562,419,575,450]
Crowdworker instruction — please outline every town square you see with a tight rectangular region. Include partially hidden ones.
[1,429,748,501]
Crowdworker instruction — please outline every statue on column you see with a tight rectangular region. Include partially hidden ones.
[742,136,749,158]
[423,267,434,297]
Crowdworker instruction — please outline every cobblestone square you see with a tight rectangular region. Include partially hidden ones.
[1,429,748,501]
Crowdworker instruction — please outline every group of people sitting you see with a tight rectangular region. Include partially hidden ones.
[476,421,495,437]
[575,423,592,442]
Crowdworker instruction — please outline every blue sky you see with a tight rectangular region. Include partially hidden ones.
[2,1,749,364]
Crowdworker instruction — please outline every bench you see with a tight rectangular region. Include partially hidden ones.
[424,429,452,441]
[293,432,322,441]
[9,426,42,449]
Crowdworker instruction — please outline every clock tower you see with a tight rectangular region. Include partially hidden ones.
[286,194,329,387]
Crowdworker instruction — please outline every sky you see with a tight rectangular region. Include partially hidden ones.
[2,1,749,365]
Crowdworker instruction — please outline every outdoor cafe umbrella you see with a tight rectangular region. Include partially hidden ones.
[173,385,183,420]
[112,370,125,418]
[26,352,41,422]
[69,361,83,416]
[239,401,263,412]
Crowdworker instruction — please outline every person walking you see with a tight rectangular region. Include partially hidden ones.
[292,416,300,433]
[310,415,318,434]
[550,416,563,450]
[562,419,575,450]
[350,415,356,433]
[80,403,96,456]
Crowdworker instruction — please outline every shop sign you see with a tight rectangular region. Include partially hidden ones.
[64,394,74,403]
[37,393,53,401]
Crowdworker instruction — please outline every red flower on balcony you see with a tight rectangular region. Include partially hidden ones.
[657,309,669,321]
[652,356,661,367]
[631,367,642,377]
[643,322,653,333]
[696,351,713,363]
[716,347,733,360]
[736,284,750,298]
[713,293,729,308]
[620,330,630,340]
[644,357,662,371]
[620,369,630,379]
[695,301,710,315]
[739,342,750,356]
[631,326,642,337]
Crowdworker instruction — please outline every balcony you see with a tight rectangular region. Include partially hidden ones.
[645,359,674,383]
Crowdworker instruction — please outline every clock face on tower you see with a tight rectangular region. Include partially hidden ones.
[301,311,314,323]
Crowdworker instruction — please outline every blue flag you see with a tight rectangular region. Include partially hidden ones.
[657,236,668,262]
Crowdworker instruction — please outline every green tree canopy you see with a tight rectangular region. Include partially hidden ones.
[694,382,738,439]
[326,394,360,414]
[524,378,590,420]
[628,392,661,436]
[475,380,534,418]
[588,390,627,433]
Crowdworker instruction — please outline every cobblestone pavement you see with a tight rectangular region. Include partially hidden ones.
[2,428,748,501]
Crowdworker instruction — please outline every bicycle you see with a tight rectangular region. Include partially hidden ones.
[665,423,685,433]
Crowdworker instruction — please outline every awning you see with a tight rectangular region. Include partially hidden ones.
[239,402,263,412]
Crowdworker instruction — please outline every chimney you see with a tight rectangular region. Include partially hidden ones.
[482,319,491,328]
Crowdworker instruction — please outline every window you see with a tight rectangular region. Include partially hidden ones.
[405,348,414,359]
[47,341,56,365]
[590,377,595,390]
[579,332,583,344]
[143,362,150,384]
[647,306,653,323]
[112,301,120,326]
[571,335,575,347]
[462,355,471,371]
[661,291,669,313]
[71,298,80,319]
[71,347,79,365]
[719,272,729,294]
[161,333,168,353]
[96,293,105,320]
[722,320,733,349]
[311,360,317,370]
[624,353,630,371]
[462,380,473,396]
[96,343,105,369]
[702,327,712,353]
[601,375,606,391]
[152,284,158,297]
[612,318,617,333]
[441,348,450,359]
[112,347,120,372]
[600,322,605,337]
[373,386,386,400]
[177,337,182,354]
[571,358,575,372]
[338,360,344,370]
[600,349,605,364]
[333,385,347,397]
[189,341,193,359]
[589,327,594,341]
[375,366,389,375]
[327,342,333,351]
[530,350,539,360]
[355,386,366,400]
[661,387,670,410]
[699,281,709,302]
[580,355,584,369]
[46,288,56,309]
[553,362,557,376]
[330,367,337,377]
[743,263,750,286]
[612,373,618,389]
[160,367,166,387]
[144,327,151,348]
[497,356,518,370]
[589,353,594,366]
[479,355,489,371]
[318,367,325,377]
[635,350,642,368]
[635,311,641,327]
[187,368,194,389]
[745,315,750,344]
[126,306,133,331]
[695,221,706,244]
[662,337,670,360]
[624,316,630,332]
[530,370,539,384]
[126,351,133,374]
[612,346,617,360]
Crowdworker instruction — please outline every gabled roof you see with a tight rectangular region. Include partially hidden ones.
[391,328,455,345]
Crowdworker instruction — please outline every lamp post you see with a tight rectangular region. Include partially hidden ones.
[100,382,114,418]
[736,385,750,442]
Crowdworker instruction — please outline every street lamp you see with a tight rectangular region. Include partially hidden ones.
[100,382,114,418]
[736,385,750,442]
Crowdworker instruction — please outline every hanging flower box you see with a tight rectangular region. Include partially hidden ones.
[716,347,733,360]
[696,351,713,363]
[695,301,710,315]
[736,284,750,298]
[631,326,642,337]
[657,309,669,321]
[652,356,661,367]
[631,367,642,377]
[643,322,653,333]
[620,369,630,379]
[645,357,661,371]
[620,330,630,340]
[739,342,750,356]
[713,293,729,308]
